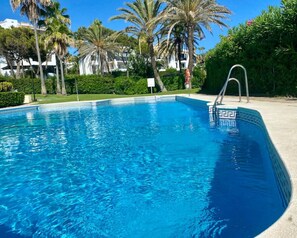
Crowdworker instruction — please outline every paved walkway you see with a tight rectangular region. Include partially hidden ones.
[188,94,297,237]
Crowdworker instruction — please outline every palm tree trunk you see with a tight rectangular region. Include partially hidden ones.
[97,51,101,75]
[100,55,104,75]
[59,58,67,95]
[55,55,61,94]
[177,40,182,74]
[33,21,47,95]
[187,24,195,89]
[148,38,167,92]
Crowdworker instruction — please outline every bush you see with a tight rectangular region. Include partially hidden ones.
[65,75,115,94]
[160,68,184,91]
[3,74,151,95]
[114,77,135,94]
[0,82,13,92]
[192,66,206,89]
[126,78,149,95]
[204,1,297,97]
[0,92,25,108]
[5,78,55,94]
[114,77,149,95]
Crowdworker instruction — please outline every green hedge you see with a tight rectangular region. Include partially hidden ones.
[2,72,200,95]
[6,78,55,94]
[0,92,25,108]
[204,0,297,96]
[65,75,115,94]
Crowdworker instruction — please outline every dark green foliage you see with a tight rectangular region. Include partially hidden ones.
[5,78,55,94]
[205,0,297,97]
[114,77,149,95]
[0,92,25,108]
[129,54,154,78]
[159,68,184,91]
[192,66,206,89]
[66,75,115,94]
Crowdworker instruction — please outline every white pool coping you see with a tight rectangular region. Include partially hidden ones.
[0,94,296,237]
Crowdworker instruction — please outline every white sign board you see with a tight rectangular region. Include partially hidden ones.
[147,78,155,87]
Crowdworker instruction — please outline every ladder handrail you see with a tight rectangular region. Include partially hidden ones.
[226,78,241,102]
[213,64,249,108]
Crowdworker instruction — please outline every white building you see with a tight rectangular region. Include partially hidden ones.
[78,49,191,75]
[0,19,56,77]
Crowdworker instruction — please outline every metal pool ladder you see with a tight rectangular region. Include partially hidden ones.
[213,64,249,109]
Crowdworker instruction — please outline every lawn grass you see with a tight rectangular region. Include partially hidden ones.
[34,89,199,104]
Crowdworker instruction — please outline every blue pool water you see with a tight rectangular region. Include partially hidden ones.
[0,100,285,237]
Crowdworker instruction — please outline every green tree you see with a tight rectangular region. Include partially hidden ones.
[0,26,42,78]
[10,0,52,95]
[164,0,231,88]
[110,0,167,92]
[42,0,71,95]
[77,20,120,75]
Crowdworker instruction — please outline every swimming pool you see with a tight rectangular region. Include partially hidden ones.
[0,97,287,237]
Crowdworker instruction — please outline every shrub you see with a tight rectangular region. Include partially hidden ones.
[0,92,25,108]
[0,82,13,92]
[204,1,297,97]
[126,78,149,95]
[114,77,149,95]
[160,68,184,91]
[5,78,55,94]
[65,75,115,94]
[192,66,206,89]
[114,77,135,94]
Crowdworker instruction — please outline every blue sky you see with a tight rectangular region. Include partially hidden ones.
[1,0,281,51]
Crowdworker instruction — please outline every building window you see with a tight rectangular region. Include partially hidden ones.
[181,54,187,61]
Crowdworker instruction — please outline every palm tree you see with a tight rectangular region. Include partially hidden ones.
[10,0,52,95]
[158,24,186,73]
[164,0,231,88]
[110,0,167,92]
[42,1,71,95]
[77,20,119,75]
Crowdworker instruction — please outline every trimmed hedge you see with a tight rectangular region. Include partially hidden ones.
[3,75,150,95]
[1,71,199,95]
[204,1,297,96]
[0,92,25,108]
[6,78,55,94]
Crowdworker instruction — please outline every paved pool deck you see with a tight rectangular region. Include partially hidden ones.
[186,94,297,238]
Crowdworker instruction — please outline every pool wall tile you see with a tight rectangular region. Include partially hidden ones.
[237,108,292,207]
[0,105,39,115]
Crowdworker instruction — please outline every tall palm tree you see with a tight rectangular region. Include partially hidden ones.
[10,0,52,95]
[164,0,231,88]
[42,1,71,95]
[77,20,120,75]
[110,0,167,92]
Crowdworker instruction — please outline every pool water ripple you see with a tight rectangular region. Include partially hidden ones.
[0,101,284,237]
